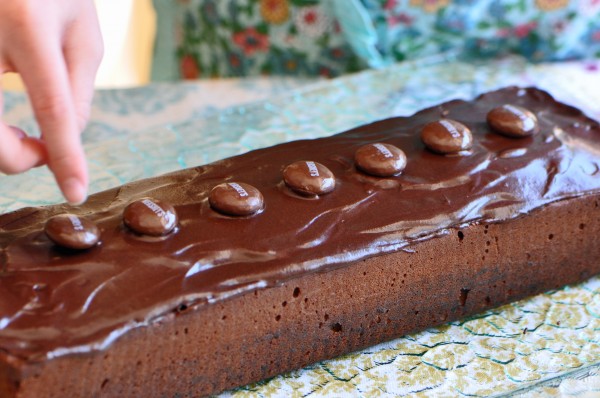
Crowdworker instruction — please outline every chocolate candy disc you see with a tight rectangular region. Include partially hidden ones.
[283,161,335,196]
[421,119,473,154]
[123,198,178,236]
[209,182,264,216]
[487,104,539,137]
[45,214,100,250]
[354,143,407,177]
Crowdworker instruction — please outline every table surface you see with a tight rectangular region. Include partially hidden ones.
[2,55,600,397]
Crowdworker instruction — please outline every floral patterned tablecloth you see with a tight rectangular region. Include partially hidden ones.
[2,56,600,397]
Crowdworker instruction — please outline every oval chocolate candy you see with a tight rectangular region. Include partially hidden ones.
[487,104,539,138]
[283,161,335,196]
[421,119,473,154]
[45,214,100,250]
[354,143,407,177]
[123,198,178,236]
[209,182,264,216]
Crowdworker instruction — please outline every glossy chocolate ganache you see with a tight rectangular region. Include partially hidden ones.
[1,87,600,361]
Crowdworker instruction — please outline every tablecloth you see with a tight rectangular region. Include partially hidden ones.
[2,55,600,397]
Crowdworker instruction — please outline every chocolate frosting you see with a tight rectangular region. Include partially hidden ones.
[1,87,599,361]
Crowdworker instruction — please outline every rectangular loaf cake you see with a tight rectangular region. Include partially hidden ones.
[0,87,599,397]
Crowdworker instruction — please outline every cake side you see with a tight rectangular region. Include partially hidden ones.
[3,193,599,397]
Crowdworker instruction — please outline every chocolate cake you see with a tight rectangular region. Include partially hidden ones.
[0,87,599,397]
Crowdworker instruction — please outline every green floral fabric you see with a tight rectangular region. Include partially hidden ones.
[151,0,600,80]
[153,0,366,80]
[360,0,600,64]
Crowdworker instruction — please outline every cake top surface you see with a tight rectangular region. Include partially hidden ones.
[0,87,599,361]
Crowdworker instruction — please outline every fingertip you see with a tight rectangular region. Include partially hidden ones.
[9,125,27,139]
[0,124,47,174]
[8,126,49,167]
[60,177,88,205]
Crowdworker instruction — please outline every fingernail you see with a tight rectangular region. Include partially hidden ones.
[9,126,26,139]
[62,178,88,206]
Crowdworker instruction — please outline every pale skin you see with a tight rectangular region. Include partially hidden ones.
[0,0,103,204]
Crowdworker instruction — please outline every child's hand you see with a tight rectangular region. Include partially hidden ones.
[0,0,103,204]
